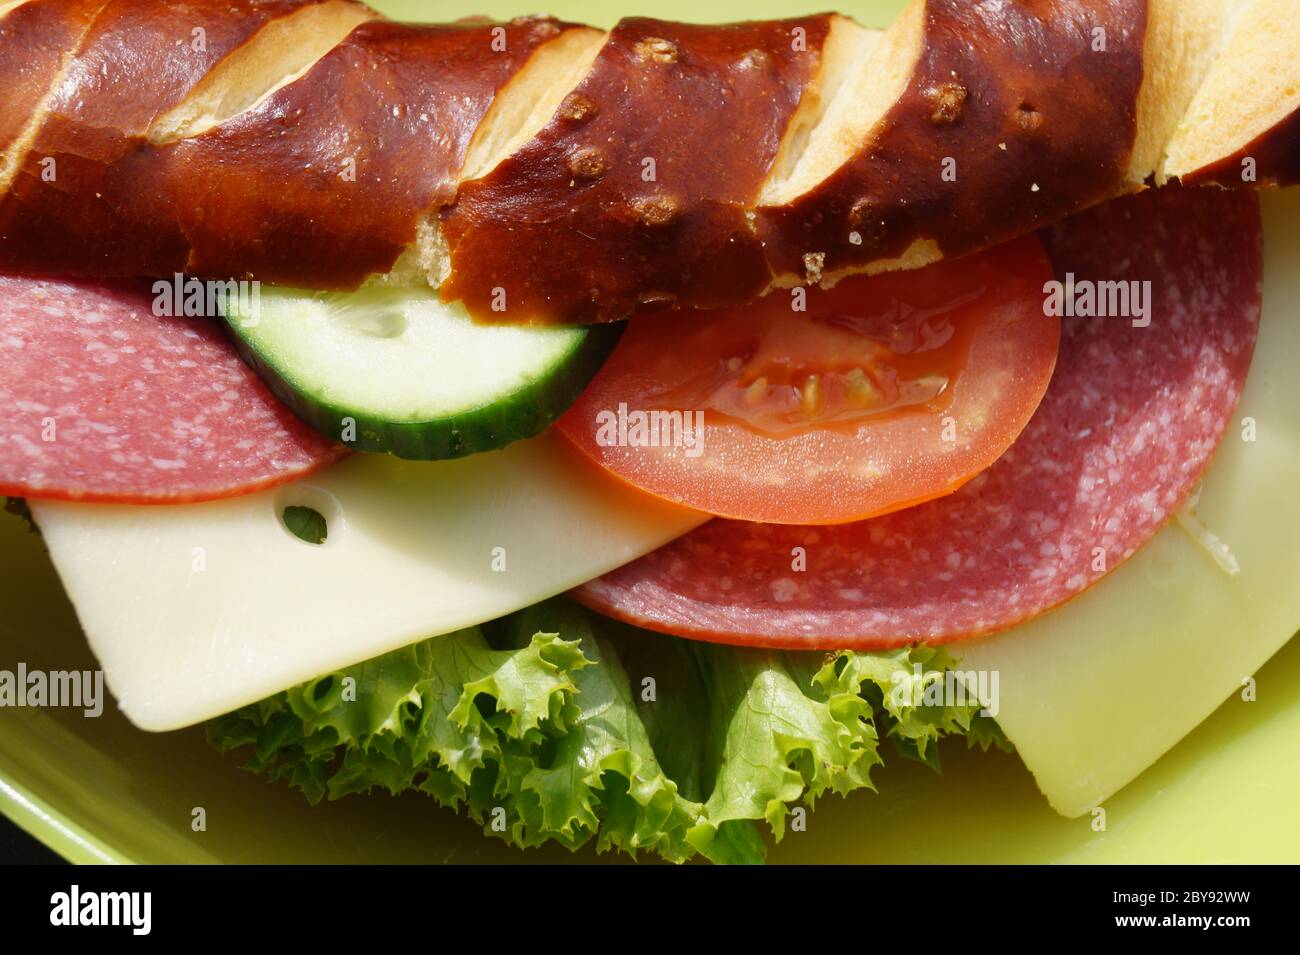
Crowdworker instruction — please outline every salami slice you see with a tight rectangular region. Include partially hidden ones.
[0,276,346,503]
[575,186,1264,648]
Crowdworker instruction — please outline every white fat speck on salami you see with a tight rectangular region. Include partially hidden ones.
[574,187,1263,648]
[0,277,346,503]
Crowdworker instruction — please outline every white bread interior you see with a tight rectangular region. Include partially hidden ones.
[1129,0,1237,184]
[759,1,921,208]
[1162,0,1300,183]
[771,238,942,293]
[147,0,376,144]
[757,2,928,290]
[459,26,607,183]
[761,16,883,206]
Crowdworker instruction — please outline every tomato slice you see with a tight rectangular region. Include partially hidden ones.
[557,236,1060,525]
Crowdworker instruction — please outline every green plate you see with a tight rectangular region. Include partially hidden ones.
[2,0,1299,864]
[3,504,1300,864]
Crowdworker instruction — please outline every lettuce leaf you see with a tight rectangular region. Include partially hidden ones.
[208,598,1010,864]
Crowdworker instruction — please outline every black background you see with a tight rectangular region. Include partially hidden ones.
[0,812,64,864]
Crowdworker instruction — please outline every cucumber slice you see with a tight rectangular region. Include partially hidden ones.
[225,286,622,460]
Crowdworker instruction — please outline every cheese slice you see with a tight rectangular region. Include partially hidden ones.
[956,188,1300,817]
[29,436,706,731]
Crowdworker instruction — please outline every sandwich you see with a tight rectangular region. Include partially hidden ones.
[1,0,1298,864]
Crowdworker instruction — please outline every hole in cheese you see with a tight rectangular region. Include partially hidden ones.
[275,485,344,548]
[281,505,328,546]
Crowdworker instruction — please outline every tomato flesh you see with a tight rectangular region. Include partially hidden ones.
[557,236,1060,525]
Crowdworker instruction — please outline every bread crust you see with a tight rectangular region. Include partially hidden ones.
[0,0,341,275]
[439,16,831,323]
[0,0,101,162]
[0,1,1294,319]
[164,17,566,287]
[756,0,1147,285]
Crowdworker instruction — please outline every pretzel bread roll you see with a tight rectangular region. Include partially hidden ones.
[157,16,577,288]
[750,0,1296,288]
[754,0,1147,287]
[0,0,376,275]
[439,16,835,324]
[0,0,100,165]
[0,0,1295,314]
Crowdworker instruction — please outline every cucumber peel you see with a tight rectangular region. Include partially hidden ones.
[225,286,621,460]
